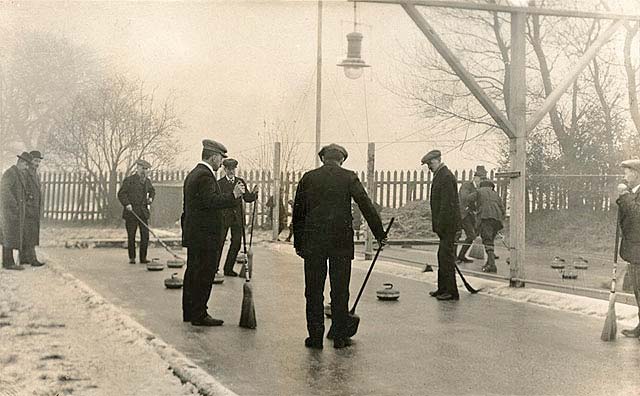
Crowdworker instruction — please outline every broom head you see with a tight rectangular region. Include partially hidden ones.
[239,282,257,329]
[600,298,617,341]
[469,238,485,260]
[239,264,247,278]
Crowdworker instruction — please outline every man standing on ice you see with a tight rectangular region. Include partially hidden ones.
[422,149,462,301]
[617,159,640,338]
[293,144,386,349]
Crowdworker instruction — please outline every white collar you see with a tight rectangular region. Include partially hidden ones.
[633,184,640,194]
[227,175,235,182]
[198,161,215,176]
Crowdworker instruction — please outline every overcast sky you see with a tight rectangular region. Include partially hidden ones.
[2,0,635,172]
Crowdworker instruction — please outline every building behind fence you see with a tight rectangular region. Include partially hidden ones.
[39,169,620,225]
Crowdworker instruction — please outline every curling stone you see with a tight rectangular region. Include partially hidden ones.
[164,273,183,289]
[376,283,400,301]
[236,253,248,264]
[167,259,185,269]
[146,258,164,271]
[213,272,225,284]
[550,256,566,270]
[324,304,332,318]
[573,257,589,270]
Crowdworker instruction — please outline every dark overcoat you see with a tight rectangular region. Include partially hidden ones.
[218,176,258,226]
[430,165,462,236]
[117,173,156,221]
[181,164,236,248]
[0,166,27,249]
[23,168,42,246]
[617,191,640,263]
[292,163,385,259]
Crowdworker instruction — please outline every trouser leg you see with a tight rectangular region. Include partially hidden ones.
[223,223,242,273]
[2,246,16,266]
[125,218,138,260]
[328,257,352,340]
[304,257,328,340]
[139,217,149,261]
[437,232,458,296]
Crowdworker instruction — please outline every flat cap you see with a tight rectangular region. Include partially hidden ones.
[621,159,640,172]
[318,143,348,161]
[202,139,228,158]
[421,149,441,164]
[29,150,43,160]
[17,152,33,163]
[474,165,487,177]
[135,159,152,169]
[222,158,238,168]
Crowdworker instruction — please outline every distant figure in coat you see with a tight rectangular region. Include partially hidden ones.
[181,139,245,326]
[117,159,155,264]
[293,143,387,349]
[21,150,45,266]
[218,158,258,277]
[422,150,462,301]
[1,152,33,270]
[472,180,505,273]
[266,190,287,237]
[617,159,640,338]
[456,165,487,263]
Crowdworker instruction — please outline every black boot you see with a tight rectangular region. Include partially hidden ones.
[482,250,497,273]
[457,244,473,263]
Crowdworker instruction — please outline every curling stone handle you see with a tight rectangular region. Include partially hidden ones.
[383,283,394,289]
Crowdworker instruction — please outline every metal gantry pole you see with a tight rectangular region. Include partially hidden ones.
[364,142,375,259]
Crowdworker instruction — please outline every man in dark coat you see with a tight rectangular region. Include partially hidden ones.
[21,150,45,266]
[422,150,462,301]
[117,159,156,264]
[218,158,258,276]
[472,180,505,273]
[1,152,33,270]
[617,159,640,338]
[456,165,486,263]
[293,143,387,349]
[181,140,245,326]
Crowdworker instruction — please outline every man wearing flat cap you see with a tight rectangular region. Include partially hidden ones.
[117,159,156,264]
[218,158,258,277]
[0,152,33,270]
[421,149,462,301]
[456,165,487,264]
[20,150,45,266]
[617,159,640,338]
[293,143,387,349]
[181,139,245,326]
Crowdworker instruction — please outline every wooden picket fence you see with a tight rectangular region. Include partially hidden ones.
[38,168,617,223]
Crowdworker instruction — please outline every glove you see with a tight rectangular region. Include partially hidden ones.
[618,183,629,196]
[126,204,133,211]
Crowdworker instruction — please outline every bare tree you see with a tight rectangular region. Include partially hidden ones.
[242,117,305,174]
[49,74,183,220]
[0,31,99,168]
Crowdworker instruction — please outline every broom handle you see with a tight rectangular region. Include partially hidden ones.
[131,210,185,261]
[350,217,395,314]
[611,207,621,293]
[249,195,257,249]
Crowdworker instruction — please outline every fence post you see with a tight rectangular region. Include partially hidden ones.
[272,142,281,241]
[365,142,375,260]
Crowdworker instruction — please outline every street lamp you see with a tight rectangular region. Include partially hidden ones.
[337,31,370,80]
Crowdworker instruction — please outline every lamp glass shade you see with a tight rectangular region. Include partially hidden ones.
[344,66,364,80]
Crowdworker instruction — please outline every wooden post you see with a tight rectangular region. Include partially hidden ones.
[272,142,281,241]
[365,143,375,260]
[508,11,527,288]
[315,0,322,168]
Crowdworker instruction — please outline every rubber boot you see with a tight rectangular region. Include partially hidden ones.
[482,250,497,273]
[456,244,473,263]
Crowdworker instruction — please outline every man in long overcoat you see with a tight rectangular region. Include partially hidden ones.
[181,139,245,326]
[117,159,155,264]
[21,150,45,266]
[293,143,387,349]
[457,165,486,263]
[218,158,258,276]
[422,150,462,301]
[617,159,640,338]
[1,152,33,270]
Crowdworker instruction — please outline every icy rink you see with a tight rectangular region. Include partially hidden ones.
[0,266,206,396]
